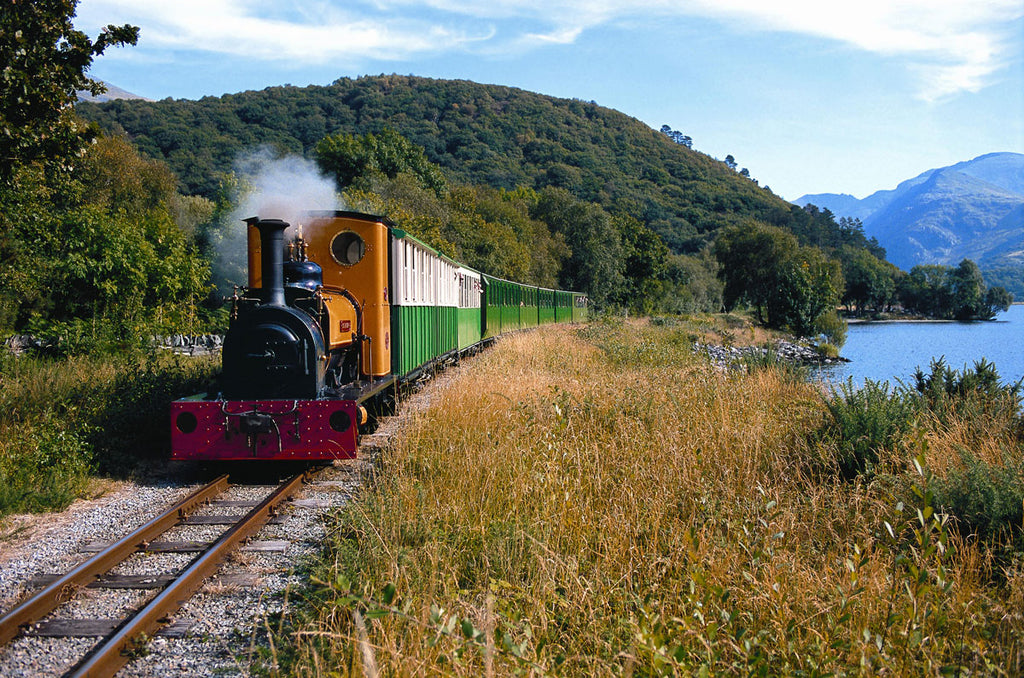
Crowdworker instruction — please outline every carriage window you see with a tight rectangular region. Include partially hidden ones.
[330,231,366,266]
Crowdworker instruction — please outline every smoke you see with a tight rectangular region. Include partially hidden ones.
[212,148,343,294]
[232,148,341,226]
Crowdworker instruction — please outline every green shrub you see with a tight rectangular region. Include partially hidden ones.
[84,355,218,473]
[815,342,840,359]
[912,358,1022,422]
[932,450,1024,543]
[818,379,919,479]
[814,310,848,348]
[0,412,93,514]
[0,352,219,515]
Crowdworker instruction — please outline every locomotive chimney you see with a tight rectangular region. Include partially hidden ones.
[247,217,289,306]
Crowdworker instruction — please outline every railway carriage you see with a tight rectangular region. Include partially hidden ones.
[171,210,587,462]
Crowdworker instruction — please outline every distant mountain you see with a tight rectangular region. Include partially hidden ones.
[76,81,150,103]
[796,153,1024,272]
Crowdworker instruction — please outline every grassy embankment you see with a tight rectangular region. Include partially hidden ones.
[269,317,1024,676]
[0,351,218,516]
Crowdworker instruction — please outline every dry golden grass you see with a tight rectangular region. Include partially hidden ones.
[275,320,1024,677]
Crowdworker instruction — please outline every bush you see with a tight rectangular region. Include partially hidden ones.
[815,342,840,359]
[814,310,848,348]
[912,357,1022,422]
[0,412,93,514]
[931,450,1024,543]
[817,379,919,479]
[84,354,219,473]
[0,352,219,516]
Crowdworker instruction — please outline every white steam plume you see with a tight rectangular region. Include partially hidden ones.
[233,149,342,226]
[214,149,344,293]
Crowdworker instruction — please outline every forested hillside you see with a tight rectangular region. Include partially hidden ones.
[78,75,794,255]
[7,44,1009,352]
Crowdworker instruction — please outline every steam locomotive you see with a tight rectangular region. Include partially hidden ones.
[170,211,587,461]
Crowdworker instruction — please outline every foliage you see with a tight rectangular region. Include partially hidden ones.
[817,379,919,479]
[818,358,1024,549]
[0,3,216,342]
[531,187,625,307]
[980,263,1024,300]
[78,75,881,264]
[1,135,210,341]
[837,244,897,313]
[0,351,218,515]
[0,409,93,514]
[815,309,848,348]
[898,260,1013,320]
[75,74,919,321]
[931,451,1024,542]
[911,357,1022,424]
[316,127,447,197]
[714,221,845,337]
[82,355,220,472]
[714,220,797,320]
[0,0,137,185]
[658,250,723,314]
[769,246,844,337]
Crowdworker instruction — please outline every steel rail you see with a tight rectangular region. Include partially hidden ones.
[69,472,308,678]
[0,474,231,646]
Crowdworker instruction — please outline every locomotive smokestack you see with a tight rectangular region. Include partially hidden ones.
[247,217,289,306]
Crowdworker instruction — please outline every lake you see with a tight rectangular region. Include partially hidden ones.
[816,304,1024,387]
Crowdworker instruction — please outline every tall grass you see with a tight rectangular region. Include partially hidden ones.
[0,351,218,515]
[269,321,1024,675]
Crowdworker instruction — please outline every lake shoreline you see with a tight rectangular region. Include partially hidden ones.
[824,304,1023,386]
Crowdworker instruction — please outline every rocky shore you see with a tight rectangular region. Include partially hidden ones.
[694,339,849,371]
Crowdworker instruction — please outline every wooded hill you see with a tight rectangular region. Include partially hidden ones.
[74,74,1011,337]
[78,75,794,255]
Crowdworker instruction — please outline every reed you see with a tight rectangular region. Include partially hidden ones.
[270,320,1023,676]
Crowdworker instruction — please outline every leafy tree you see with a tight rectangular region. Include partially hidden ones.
[983,286,1013,319]
[715,221,844,335]
[616,214,669,311]
[838,245,896,314]
[714,221,799,322]
[898,264,951,317]
[897,260,1011,320]
[532,188,624,307]
[659,125,692,149]
[0,0,137,185]
[768,246,844,337]
[6,135,209,335]
[949,259,986,320]
[316,127,447,197]
[661,250,723,314]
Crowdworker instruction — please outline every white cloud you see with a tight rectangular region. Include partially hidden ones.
[676,0,1023,100]
[77,0,1023,99]
[76,0,488,63]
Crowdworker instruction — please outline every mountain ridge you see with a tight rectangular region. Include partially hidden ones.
[795,152,1024,272]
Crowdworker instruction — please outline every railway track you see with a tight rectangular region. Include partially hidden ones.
[0,472,311,677]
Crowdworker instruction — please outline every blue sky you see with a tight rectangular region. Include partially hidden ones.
[75,0,1023,201]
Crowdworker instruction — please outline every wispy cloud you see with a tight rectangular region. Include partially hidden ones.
[678,0,1023,100]
[76,0,490,63]
[78,0,1023,99]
